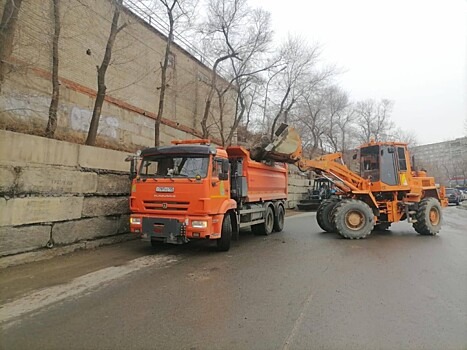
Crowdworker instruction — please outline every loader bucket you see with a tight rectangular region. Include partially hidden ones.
[263,124,303,163]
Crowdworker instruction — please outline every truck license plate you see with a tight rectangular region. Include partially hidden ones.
[156,186,174,193]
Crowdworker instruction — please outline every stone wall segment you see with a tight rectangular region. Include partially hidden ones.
[0,197,84,227]
[0,225,51,257]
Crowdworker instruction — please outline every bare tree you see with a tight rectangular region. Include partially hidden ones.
[354,99,395,143]
[85,0,127,146]
[198,0,275,144]
[390,127,418,146]
[320,86,350,152]
[268,37,335,139]
[45,0,61,138]
[0,0,23,93]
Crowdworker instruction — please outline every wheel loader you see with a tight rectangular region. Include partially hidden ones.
[262,124,448,239]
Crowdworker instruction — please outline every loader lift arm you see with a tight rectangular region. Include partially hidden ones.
[264,124,371,196]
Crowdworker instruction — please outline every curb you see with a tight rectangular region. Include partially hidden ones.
[0,233,137,269]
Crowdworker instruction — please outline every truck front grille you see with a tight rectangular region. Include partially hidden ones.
[143,200,190,212]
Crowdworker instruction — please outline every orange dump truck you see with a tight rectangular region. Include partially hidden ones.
[128,139,287,251]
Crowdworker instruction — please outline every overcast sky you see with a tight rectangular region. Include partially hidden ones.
[249,0,467,145]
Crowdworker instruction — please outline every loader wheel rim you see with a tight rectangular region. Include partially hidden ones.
[429,207,440,226]
[345,210,365,231]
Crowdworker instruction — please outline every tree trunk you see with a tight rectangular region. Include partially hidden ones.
[85,0,124,146]
[154,10,174,147]
[0,0,23,93]
[45,0,61,138]
[201,53,237,139]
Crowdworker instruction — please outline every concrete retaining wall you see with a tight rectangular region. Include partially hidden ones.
[287,169,312,209]
[0,130,130,257]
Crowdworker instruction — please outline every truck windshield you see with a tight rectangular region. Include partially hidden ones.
[139,155,209,178]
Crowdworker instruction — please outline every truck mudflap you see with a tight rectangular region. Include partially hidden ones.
[142,217,188,244]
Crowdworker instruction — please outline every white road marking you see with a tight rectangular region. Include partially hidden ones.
[282,290,314,350]
[0,255,178,327]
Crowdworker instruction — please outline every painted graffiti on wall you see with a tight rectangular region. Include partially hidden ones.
[70,107,119,139]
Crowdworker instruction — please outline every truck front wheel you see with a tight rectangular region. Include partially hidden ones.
[217,214,232,251]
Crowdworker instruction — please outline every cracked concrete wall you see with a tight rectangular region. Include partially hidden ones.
[0,130,131,256]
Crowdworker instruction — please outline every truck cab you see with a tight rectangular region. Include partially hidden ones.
[129,140,237,246]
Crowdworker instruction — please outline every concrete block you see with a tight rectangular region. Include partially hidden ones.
[17,167,98,194]
[0,225,51,256]
[118,215,130,234]
[78,144,128,172]
[52,216,119,244]
[0,196,84,227]
[0,166,16,193]
[0,130,79,167]
[96,174,131,195]
[82,196,129,217]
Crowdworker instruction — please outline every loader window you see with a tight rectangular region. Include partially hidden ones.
[360,145,380,181]
[380,146,398,185]
[397,147,407,171]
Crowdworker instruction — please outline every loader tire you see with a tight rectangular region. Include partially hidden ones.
[332,199,374,239]
[413,198,442,236]
[217,214,232,251]
[273,205,285,232]
[316,199,339,233]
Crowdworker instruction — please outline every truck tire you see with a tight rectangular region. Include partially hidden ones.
[332,199,374,239]
[217,214,232,251]
[253,206,274,235]
[316,199,339,233]
[413,198,442,236]
[273,205,285,232]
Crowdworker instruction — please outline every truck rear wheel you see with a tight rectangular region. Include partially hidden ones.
[217,214,232,251]
[413,198,442,236]
[252,206,274,235]
[273,205,285,232]
[332,199,374,239]
[316,199,339,233]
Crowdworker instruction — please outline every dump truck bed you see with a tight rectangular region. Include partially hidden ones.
[226,146,288,203]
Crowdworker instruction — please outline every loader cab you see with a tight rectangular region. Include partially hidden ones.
[360,143,410,187]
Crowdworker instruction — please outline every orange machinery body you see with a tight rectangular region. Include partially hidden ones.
[265,126,447,225]
[129,141,287,244]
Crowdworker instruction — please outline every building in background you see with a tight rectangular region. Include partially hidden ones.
[410,137,467,187]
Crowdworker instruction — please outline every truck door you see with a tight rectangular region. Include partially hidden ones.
[210,158,229,211]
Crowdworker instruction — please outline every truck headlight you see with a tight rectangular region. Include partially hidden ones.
[192,221,208,228]
[130,217,142,225]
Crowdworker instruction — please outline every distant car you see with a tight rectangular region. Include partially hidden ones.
[461,190,467,201]
[445,188,462,205]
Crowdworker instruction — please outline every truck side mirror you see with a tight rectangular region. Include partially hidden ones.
[129,159,137,180]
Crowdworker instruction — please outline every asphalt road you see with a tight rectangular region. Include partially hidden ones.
[1,207,466,350]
